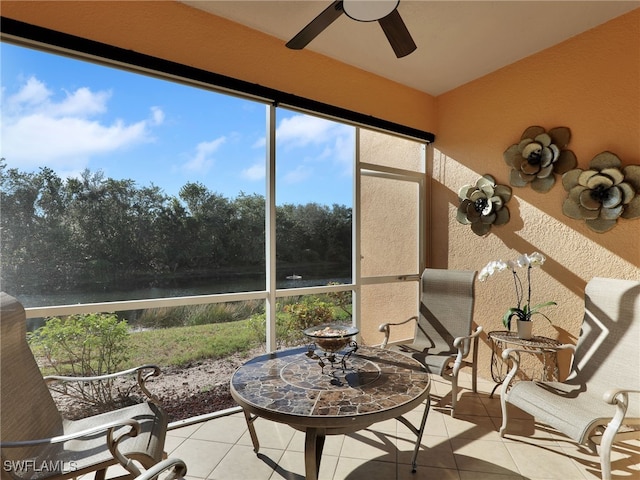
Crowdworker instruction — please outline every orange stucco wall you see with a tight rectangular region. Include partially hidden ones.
[433,8,640,377]
[0,0,436,133]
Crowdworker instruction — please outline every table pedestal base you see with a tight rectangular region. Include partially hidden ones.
[305,428,325,479]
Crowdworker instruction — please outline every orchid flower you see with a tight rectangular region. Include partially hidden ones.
[479,252,557,329]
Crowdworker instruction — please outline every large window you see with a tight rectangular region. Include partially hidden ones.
[1,44,357,314]
[275,108,354,288]
[1,40,426,420]
[1,42,269,306]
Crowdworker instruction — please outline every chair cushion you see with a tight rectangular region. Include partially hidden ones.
[6,402,168,480]
[506,380,620,444]
[389,343,453,376]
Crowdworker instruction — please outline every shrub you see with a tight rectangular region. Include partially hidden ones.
[248,296,339,348]
[283,297,335,330]
[247,309,303,347]
[28,313,130,407]
[324,284,353,321]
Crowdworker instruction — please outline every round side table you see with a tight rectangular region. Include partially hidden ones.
[488,330,562,397]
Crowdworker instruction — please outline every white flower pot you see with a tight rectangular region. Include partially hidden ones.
[517,320,533,339]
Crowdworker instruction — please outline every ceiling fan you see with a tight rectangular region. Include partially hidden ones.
[286,0,417,58]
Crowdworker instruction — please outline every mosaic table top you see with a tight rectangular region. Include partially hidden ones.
[230,345,430,429]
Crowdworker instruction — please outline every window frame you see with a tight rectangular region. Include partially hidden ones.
[2,19,429,352]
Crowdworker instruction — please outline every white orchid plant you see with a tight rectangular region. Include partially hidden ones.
[479,252,556,330]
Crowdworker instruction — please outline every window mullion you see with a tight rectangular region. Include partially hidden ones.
[265,104,277,352]
[353,128,362,337]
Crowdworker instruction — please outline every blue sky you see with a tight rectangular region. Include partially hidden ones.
[1,43,354,206]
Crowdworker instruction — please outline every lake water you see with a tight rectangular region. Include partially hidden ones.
[15,274,352,309]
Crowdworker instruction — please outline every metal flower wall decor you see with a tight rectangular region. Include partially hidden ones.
[562,151,640,233]
[457,174,512,236]
[504,126,577,192]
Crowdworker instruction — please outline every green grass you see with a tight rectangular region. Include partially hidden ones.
[126,302,350,369]
[30,295,353,372]
[136,300,265,328]
[126,319,260,368]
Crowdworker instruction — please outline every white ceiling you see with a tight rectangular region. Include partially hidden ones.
[181,1,638,96]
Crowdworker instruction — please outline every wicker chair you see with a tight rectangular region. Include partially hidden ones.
[379,268,481,415]
[499,277,640,480]
[0,292,169,480]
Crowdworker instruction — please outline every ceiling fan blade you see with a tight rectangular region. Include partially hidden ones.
[378,9,416,58]
[286,1,345,50]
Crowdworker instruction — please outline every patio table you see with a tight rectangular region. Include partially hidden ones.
[230,345,431,480]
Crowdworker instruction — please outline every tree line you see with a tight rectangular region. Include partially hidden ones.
[0,161,352,294]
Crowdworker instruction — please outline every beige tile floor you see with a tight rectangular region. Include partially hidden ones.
[118,372,640,479]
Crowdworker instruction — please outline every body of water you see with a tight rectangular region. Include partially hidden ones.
[14,274,352,309]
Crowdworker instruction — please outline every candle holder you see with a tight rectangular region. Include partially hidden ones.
[303,324,359,373]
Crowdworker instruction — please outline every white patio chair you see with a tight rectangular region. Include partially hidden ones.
[499,277,640,480]
[0,292,169,480]
[379,268,481,415]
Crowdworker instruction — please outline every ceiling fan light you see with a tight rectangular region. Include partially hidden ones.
[343,0,399,22]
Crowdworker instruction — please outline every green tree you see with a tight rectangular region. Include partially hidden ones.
[179,182,233,269]
[229,193,265,266]
[1,163,352,296]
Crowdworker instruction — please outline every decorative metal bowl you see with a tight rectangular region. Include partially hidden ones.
[303,324,359,353]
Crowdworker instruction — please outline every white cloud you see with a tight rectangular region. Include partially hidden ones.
[150,106,165,126]
[5,77,109,119]
[252,136,266,149]
[1,76,155,170]
[51,87,110,117]
[249,113,354,156]
[241,161,265,181]
[277,114,345,149]
[182,137,226,173]
[332,130,355,175]
[277,114,355,181]
[243,114,355,187]
[243,114,356,185]
[283,164,313,184]
[5,76,51,112]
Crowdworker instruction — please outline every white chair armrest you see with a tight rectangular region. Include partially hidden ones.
[0,418,152,478]
[598,387,640,479]
[449,326,483,385]
[378,316,418,348]
[0,418,140,448]
[136,458,187,480]
[44,364,161,383]
[453,325,483,349]
[603,388,640,404]
[45,364,162,401]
